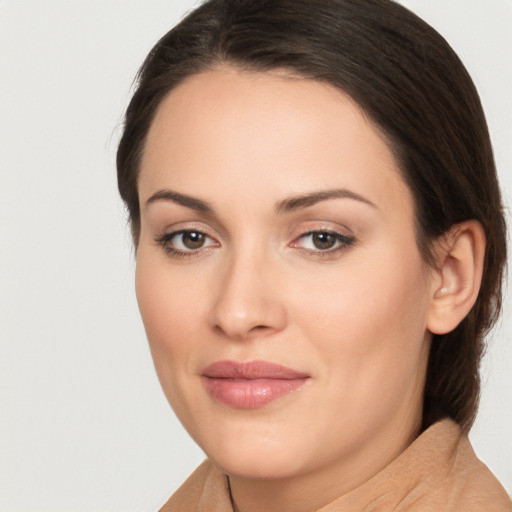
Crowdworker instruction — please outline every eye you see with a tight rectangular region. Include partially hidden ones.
[306,232,338,250]
[291,230,355,254]
[174,231,208,250]
[155,229,218,257]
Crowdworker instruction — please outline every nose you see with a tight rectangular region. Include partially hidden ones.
[211,249,287,340]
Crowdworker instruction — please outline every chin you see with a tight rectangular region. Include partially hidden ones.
[195,427,312,481]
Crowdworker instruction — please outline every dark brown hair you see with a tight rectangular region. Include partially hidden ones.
[117,0,507,431]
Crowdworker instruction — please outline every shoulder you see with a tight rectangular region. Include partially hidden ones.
[410,419,512,511]
[333,419,512,511]
[449,434,512,511]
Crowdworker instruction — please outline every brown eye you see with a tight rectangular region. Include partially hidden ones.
[181,231,205,249]
[312,232,337,250]
[156,229,218,256]
[290,230,355,255]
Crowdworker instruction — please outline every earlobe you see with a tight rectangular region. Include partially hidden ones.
[427,220,486,335]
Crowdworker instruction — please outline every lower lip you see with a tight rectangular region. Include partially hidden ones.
[202,377,309,408]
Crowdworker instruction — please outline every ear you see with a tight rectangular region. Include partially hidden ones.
[427,220,486,335]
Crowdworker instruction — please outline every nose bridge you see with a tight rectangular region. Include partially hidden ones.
[212,240,286,339]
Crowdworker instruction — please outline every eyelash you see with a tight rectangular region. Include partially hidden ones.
[154,229,356,259]
[154,229,218,259]
[290,230,356,257]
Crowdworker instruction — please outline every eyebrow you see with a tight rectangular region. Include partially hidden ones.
[145,189,213,213]
[144,187,377,215]
[275,188,377,214]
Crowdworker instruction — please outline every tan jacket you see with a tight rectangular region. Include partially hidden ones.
[160,419,512,511]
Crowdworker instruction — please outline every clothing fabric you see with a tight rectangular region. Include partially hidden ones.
[159,419,512,511]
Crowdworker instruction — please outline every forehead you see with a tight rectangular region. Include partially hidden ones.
[139,67,412,219]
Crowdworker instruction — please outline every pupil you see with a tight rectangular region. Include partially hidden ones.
[313,232,336,250]
[183,231,205,249]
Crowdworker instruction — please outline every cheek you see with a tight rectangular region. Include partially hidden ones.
[292,258,431,442]
[290,249,431,382]
[135,253,215,429]
[135,249,206,342]
[135,254,201,384]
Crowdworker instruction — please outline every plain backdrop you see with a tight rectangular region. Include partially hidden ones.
[0,1,510,510]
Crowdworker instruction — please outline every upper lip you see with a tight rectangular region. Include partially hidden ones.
[202,360,309,380]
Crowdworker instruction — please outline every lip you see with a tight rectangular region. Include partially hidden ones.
[201,360,310,409]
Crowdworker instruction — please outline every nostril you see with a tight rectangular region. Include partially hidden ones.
[252,325,269,332]
[213,317,282,340]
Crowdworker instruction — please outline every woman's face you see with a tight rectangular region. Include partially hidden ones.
[136,68,436,486]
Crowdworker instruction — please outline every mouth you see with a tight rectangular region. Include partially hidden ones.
[201,360,310,409]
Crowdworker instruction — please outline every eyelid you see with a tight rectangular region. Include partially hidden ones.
[154,220,218,241]
[290,221,354,242]
[289,230,354,246]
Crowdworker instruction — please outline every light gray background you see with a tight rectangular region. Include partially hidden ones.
[0,1,510,510]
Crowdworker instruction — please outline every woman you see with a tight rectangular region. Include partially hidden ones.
[117,0,511,510]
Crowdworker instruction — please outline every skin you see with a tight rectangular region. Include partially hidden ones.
[135,67,446,512]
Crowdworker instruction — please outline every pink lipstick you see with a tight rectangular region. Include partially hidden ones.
[201,360,310,408]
